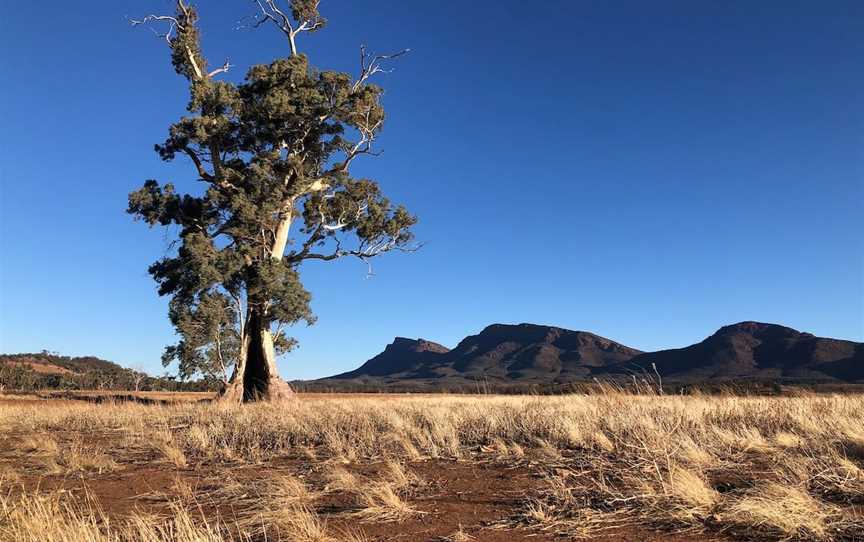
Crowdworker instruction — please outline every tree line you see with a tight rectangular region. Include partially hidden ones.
[0,353,218,393]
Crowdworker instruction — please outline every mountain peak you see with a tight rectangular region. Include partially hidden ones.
[479,322,564,333]
[387,337,450,353]
[621,322,855,380]
[713,321,813,339]
[473,322,571,342]
[330,337,449,379]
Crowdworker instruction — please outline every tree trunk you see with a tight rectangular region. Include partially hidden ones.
[270,205,293,260]
[220,311,294,403]
[221,209,296,403]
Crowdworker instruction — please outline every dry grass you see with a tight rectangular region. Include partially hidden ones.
[263,504,330,542]
[723,482,836,539]
[16,433,117,474]
[18,433,59,456]
[381,459,422,491]
[0,490,242,542]
[266,474,312,504]
[324,465,360,492]
[0,392,862,540]
[355,482,419,522]
[439,525,475,541]
[152,430,188,468]
[60,436,119,474]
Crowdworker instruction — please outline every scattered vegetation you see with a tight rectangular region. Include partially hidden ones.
[0,392,862,540]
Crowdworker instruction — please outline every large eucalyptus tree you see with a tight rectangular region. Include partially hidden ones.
[128,1,416,402]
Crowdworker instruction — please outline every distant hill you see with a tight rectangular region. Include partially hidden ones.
[0,352,127,375]
[323,321,864,387]
[329,323,643,384]
[0,352,214,392]
[614,321,864,382]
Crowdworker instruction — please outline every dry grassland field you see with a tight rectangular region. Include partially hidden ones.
[1,392,863,542]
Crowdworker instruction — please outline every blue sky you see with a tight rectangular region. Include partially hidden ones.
[1,1,862,379]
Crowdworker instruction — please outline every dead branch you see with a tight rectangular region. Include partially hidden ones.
[128,14,181,46]
[207,58,234,78]
[247,0,325,56]
[354,45,410,92]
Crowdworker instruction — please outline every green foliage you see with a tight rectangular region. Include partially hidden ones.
[162,292,239,383]
[290,0,326,29]
[129,1,416,383]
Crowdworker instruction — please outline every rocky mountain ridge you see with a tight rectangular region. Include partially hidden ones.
[327,321,864,384]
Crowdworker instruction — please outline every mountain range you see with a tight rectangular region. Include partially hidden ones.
[326,321,864,385]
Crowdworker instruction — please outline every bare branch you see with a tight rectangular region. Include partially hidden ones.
[292,231,421,269]
[317,195,368,232]
[128,14,183,29]
[246,0,325,56]
[128,14,181,46]
[246,0,297,54]
[207,58,234,78]
[354,45,410,92]
[329,133,380,175]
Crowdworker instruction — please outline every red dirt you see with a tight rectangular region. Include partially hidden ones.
[0,395,737,540]
[6,450,728,541]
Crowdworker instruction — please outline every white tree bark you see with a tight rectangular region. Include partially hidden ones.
[270,206,294,261]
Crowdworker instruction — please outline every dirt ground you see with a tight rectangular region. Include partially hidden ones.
[2,445,722,541]
[0,392,864,542]
[0,395,731,541]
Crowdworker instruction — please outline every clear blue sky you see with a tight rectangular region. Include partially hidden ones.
[1,1,862,379]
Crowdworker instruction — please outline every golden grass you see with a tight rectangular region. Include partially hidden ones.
[152,430,188,468]
[0,392,862,540]
[440,525,475,541]
[262,504,330,542]
[355,482,419,522]
[266,474,312,504]
[18,433,59,456]
[724,482,837,539]
[62,436,119,474]
[324,466,360,492]
[0,490,242,542]
[381,459,422,491]
[16,433,117,474]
